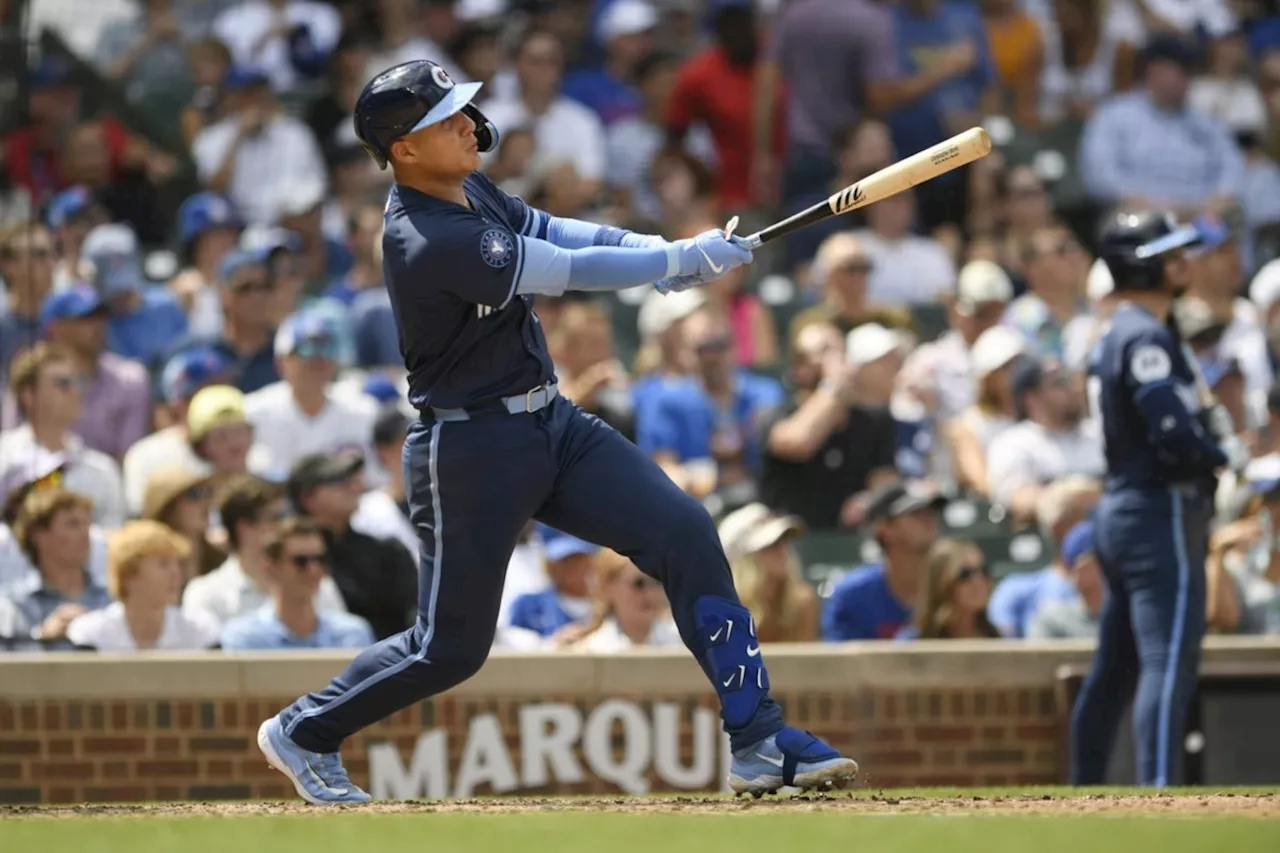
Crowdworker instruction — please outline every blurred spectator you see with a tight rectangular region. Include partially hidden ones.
[987,358,1105,522]
[1062,257,1121,373]
[1174,296,1252,431]
[563,0,654,125]
[192,66,329,227]
[0,222,56,376]
[447,19,502,94]
[180,38,235,148]
[183,474,346,630]
[484,127,538,198]
[287,452,417,640]
[2,489,110,651]
[904,537,998,640]
[943,325,1024,496]
[649,148,718,238]
[187,385,257,486]
[822,480,943,640]
[1140,0,1238,36]
[548,301,635,440]
[853,190,956,308]
[508,532,596,639]
[66,520,219,651]
[1004,225,1088,361]
[307,34,371,158]
[632,287,703,413]
[212,0,343,93]
[81,223,189,368]
[242,227,309,328]
[0,344,125,528]
[483,28,606,216]
[563,549,680,651]
[244,311,377,480]
[364,0,464,84]
[326,203,384,307]
[0,455,108,593]
[763,321,900,528]
[1189,27,1266,141]
[220,516,375,650]
[1027,519,1104,639]
[1219,460,1280,634]
[988,474,1100,638]
[1035,0,1140,126]
[95,0,195,121]
[276,180,353,293]
[981,0,1043,129]
[46,186,109,292]
[607,51,693,222]
[140,466,225,578]
[351,408,416,560]
[636,304,784,503]
[1080,35,1243,218]
[169,192,245,339]
[791,232,911,337]
[349,216,401,372]
[718,502,818,642]
[994,165,1054,275]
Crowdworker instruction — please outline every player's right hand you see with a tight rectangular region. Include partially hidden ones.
[674,229,754,281]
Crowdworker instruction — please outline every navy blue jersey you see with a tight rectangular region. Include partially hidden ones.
[1086,303,1226,491]
[381,172,556,411]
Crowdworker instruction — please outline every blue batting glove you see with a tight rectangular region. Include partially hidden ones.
[674,230,754,280]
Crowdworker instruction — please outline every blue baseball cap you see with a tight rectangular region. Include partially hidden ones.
[363,375,401,405]
[1061,520,1096,568]
[45,186,95,229]
[178,192,243,246]
[541,527,599,562]
[224,65,271,89]
[39,285,107,329]
[274,310,343,360]
[28,58,72,89]
[160,347,233,404]
[218,247,270,283]
[82,223,145,295]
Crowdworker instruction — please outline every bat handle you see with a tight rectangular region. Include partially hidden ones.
[723,215,764,250]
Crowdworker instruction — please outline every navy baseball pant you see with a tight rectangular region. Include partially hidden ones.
[278,396,783,754]
[1070,489,1208,787]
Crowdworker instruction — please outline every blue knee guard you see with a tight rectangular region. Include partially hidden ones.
[694,596,769,729]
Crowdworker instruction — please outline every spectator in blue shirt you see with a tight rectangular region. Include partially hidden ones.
[636,304,784,503]
[562,0,654,126]
[1079,35,1244,218]
[822,480,943,640]
[81,223,188,369]
[221,516,374,651]
[507,529,597,639]
[2,488,111,651]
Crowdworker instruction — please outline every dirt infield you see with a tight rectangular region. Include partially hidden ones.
[3,792,1278,820]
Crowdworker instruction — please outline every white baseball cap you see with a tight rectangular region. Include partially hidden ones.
[1086,258,1114,301]
[638,288,705,339]
[599,0,658,41]
[846,323,899,367]
[717,502,804,562]
[970,325,1027,377]
[955,260,1013,314]
[1249,258,1280,313]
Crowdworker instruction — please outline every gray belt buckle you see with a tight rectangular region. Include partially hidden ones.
[524,386,540,413]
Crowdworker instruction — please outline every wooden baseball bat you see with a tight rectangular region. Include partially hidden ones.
[725,127,993,249]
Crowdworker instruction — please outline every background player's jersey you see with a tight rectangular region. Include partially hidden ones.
[1087,302,1227,491]
[381,173,554,411]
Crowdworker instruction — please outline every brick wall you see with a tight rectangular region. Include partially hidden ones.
[0,640,1275,804]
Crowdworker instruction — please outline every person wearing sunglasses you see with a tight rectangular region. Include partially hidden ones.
[561,548,681,652]
[141,465,226,579]
[0,221,57,378]
[903,537,998,640]
[1003,225,1089,363]
[220,516,374,651]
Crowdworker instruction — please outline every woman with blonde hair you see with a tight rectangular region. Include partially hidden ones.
[561,549,682,652]
[717,503,817,642]
[908,537,1000,640]
[944,325,1025,495]
[66,520,219,651]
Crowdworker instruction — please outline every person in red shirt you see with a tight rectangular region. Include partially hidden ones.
[665,0,784,212]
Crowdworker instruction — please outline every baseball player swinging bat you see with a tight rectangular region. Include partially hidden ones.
[723,127,993,246]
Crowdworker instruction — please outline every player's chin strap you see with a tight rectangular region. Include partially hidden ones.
[694,596,769,729]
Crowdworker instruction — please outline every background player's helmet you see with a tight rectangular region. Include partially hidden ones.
[1097,210,1201,291]
[353,60,498,170]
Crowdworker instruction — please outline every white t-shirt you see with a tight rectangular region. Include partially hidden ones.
[852,230,956,308]
[351,489,418,565]
[0,524,109,594]
[480,97,606,183]
[66,602,220,651]
[574,617,683,653]
[986,420,1107,507]
[121,426,210,517]
[191,115,328,227]
[1030,0,1144,124]
[212,0,343,92]
[242,382,378,482]
[181,553,347,630]
[1219,298,1275,429]
[0,427,125,530]
[1188,77,1267,135]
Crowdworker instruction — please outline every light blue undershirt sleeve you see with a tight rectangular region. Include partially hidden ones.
[522,207,667,251]
[515,237,677,296]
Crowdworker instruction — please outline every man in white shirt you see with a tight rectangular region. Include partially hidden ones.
[987,358,1106,523]
[191,66,328,226]
[481,27,606,204]
[0,344,125,529]
[350,408,417,562]
[853,190,954,307]
[183,474,346,631]
[212,0,343,93]
[243,310,377,481]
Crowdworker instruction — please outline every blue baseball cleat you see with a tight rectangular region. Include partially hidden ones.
[257,717,372,805]
[729,727,859,797]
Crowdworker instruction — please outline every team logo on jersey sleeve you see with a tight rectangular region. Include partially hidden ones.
[480,229,514,269]
[1129,345,1172,383]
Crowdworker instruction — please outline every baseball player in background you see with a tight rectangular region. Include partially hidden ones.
[1072,211,1248,787]
[255,60,859,804]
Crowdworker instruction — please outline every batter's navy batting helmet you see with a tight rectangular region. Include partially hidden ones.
[1097,210,1201,291]
[353,60,498,170]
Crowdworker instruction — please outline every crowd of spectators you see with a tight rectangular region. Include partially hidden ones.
[2,0,1280,653]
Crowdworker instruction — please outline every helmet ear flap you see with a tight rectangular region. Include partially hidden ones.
[463,104,499,153]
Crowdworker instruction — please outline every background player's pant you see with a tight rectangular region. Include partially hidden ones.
[1070,489,1208,787]
[278,397,783,754]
